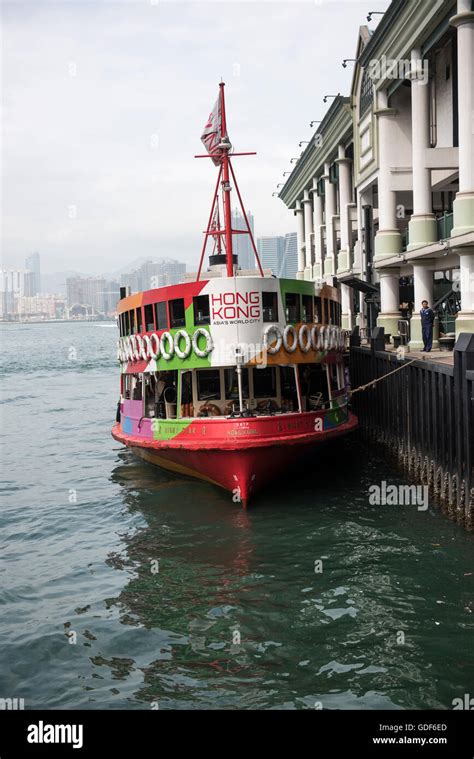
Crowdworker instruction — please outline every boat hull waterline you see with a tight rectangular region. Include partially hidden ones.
[112,409,358,505]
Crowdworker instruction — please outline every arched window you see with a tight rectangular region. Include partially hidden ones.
[360,68,374,117]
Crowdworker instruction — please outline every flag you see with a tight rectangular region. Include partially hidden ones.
[201,96,222,165]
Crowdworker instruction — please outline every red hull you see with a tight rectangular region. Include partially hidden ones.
[112,413,358,505]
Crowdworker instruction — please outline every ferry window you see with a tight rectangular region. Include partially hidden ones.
[124,311,130,335]
[136,308,143,333]
[197,369,221,401]
[314,296,322,323]
[262,292,278,322]
[118,314,123,336]
[224,368,249,400]
[130,309,136,334]
[170,298,186,328]
[144,304,154,331]
[302,294,314,323]
[336,303,342,326]
[253,367,276,398]
[154,302,168,331]
[285,293,300,323]
[193,295,210,325]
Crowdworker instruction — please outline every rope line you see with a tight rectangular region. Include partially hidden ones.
[349,359,417,397]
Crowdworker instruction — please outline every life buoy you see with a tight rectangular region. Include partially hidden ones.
[130,334,141,361]
[174,329,192,359]
[283,325,298,353]
[149,332,161,360]
[198,402,221,417]
[137,335,148,361]
[142,334,153,361]
[298,324,312,353]
[160,331,174,360]
[321,325,330,351]
[192,328,213,358]
[339,329,345,351]
[263,324,282,354]
[310,325,320,351]
[124,337,133,362]
[116,341,122,362]
[329,326,338,351]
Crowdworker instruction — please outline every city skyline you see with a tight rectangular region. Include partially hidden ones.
[1,0,389,275]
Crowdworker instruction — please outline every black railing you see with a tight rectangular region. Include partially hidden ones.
[349,330,473,529]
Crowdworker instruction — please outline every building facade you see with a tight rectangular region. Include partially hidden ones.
[25,252,41,295]
[279,0,474,346]
[120,258,187,293]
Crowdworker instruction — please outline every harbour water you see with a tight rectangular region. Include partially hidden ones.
[0,322,472,710]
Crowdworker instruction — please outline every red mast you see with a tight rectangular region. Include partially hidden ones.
[195,82,264,281]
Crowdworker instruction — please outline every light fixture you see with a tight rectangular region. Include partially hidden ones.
[367,11,385,22]
[272,192,279,197]
[298,141,310,147]
[310,120,321,127]
[283,171,291,176]
[323,94,340,103]
[277,183,284,188]
[342,59,356,68]
[290,157,299,164]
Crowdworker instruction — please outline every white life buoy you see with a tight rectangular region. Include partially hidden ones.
[192,328,213,358]
[116,341,122,362]
[322,325,330,351]
[329,326,338,351]
[311,325,321,351]
[263,324,282,354]
[137,335,148,361]
[298,324,312,353]
[149,332,161,360]
[143,334,153,361]
[283,325,298,353]
[124,336,133,362]
[160,331,174,360]
[130,334,140,361]
[339,330,346,351]
[174,329,192,359]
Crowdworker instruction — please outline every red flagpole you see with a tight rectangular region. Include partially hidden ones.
[219,82,235,277]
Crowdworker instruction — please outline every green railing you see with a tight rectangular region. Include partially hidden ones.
[437,212,454,240]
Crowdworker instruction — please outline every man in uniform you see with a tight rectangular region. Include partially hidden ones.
[420,300,435,352]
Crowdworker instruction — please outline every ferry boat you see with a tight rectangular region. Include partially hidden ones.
[112,83,358,506]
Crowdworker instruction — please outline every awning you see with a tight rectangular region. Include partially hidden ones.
[337,275,379,294]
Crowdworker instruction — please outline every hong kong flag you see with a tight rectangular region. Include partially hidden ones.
[201,96,222,165]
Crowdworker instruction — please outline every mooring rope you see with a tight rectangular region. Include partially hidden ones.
[349,358,417,396]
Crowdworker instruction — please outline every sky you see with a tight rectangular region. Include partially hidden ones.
[1,0,390,275]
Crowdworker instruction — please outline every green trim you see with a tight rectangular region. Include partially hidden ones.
[152,418,193,442]
[407,217,437,250]
[452,194,474,236]
[374,230,402,259]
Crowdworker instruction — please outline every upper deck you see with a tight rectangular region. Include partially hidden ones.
[116,274,344,372]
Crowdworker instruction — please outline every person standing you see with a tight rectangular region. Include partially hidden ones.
[420,300,435,352]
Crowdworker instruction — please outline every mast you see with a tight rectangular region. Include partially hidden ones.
[219,83,234,277]
[195,82,264,280]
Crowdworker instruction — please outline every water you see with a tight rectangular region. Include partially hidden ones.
[0,322,472,710]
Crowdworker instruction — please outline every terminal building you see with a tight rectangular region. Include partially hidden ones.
[279,0,473,348]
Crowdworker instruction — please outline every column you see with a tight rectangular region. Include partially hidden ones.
[409,262,440,349]
[374,90,402,260]
[450,0,474,236]
[311,177,324,280]
[336,144,352,273]
[407,49,437,250]
[302,189,313,279]
[323,162,336,277]
[341,282,353,331]
[456,248,474,335]
[295,201,305,279]
[377,268,400,342]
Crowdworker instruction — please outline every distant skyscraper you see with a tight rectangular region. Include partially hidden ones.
[0,269,36,318]
[25,252,41,295]
[120,259,186,292]
[66,276,106,311]
[282,232,298,278]
[232,208,255,270]
[257,236,285,275]
[255,233,298,278]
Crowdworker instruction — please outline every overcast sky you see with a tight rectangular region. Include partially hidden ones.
[1,0,389,275]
